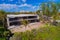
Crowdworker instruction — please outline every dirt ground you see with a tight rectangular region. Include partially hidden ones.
[9,22,44,33]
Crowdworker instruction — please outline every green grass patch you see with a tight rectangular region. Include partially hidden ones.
[10,24,60,40]
[0,37,6,40]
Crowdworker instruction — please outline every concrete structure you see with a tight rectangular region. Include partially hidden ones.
[6,14,39,29]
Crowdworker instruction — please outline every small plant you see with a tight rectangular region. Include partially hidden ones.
[22,19,28,26]
[21,19,29,30]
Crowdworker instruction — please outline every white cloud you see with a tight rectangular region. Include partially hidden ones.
[22,0,26,2]
[32,6,36,9]
[0,3,38,12]
[18,3,32,7]
[0,3,36,9]
[20,10,29,12]
[18,3,37,9]
[0,4,17,9]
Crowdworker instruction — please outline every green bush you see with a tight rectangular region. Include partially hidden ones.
[0,37,6,40]
[0,26,10,40]
[10,24,60,40]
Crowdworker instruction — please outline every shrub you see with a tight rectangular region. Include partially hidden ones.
[10,24,60,40]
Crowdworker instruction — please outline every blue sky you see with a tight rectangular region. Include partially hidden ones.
[0,0,60,12]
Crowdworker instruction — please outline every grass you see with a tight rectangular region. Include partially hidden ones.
[37,25,60,40]
[0,23,60,40]
[0,25,7,40]
[0,26,5,40]
[10,24,60,40]
[0,37,6,40]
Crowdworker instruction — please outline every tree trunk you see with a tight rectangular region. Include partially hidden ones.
[2,18,4,28]
[1,18,5,37]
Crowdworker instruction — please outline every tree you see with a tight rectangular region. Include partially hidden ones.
[0,10,6,37]
[0,10,6,27]
[51,3,58,20]
[41,3,46,15]
[36,10,41,21]
[0,10,11,39]
[40,2,60,23]
[41,3,50,22]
